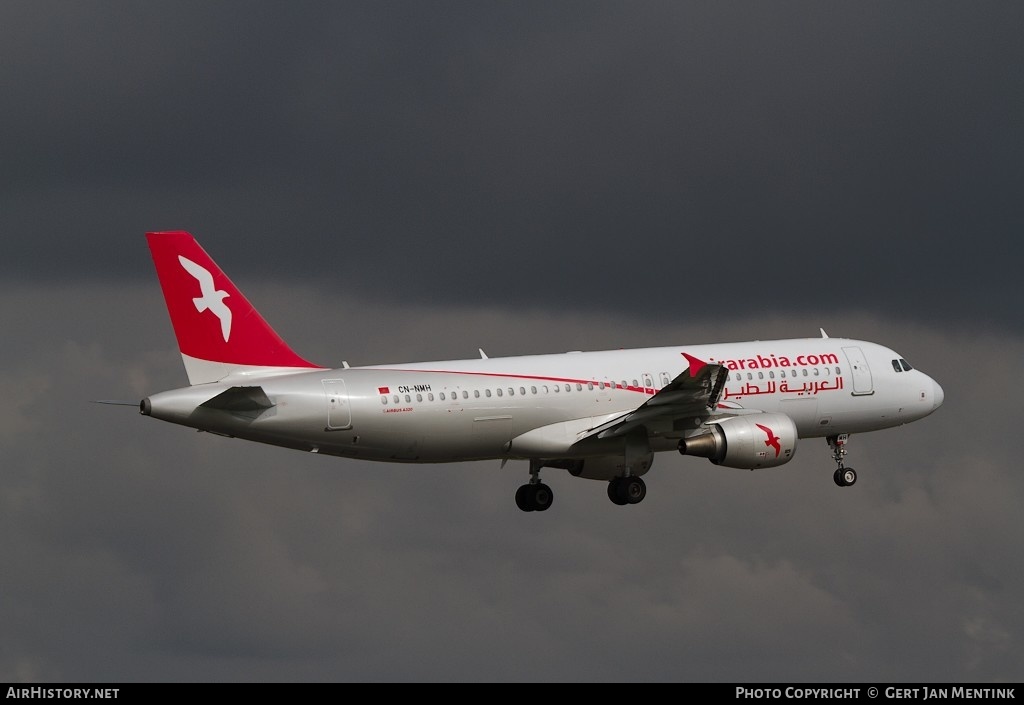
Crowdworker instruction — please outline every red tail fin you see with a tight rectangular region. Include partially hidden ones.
[146,231,321,384]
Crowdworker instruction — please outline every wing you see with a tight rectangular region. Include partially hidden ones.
[581,357,730,442]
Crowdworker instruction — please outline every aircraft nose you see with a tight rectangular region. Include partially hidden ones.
[932,378,944,410]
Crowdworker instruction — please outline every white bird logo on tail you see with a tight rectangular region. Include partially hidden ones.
[178,255,232,342]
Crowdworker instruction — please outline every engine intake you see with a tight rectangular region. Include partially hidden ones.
[679,413,797,469]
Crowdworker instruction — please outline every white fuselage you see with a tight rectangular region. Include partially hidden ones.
[145,337,943,465]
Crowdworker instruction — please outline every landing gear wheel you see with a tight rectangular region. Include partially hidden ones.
[607,479,628,506]
[833,467,857,487]
[515,484,535,512]
[531,483,554,512]
[608,476,646,505]
[841,467,857,486]
[516,483,554,512]
[619,476,647,504]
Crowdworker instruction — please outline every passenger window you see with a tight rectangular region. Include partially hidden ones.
[900,359,913,371]
[758,372,764,380]
[576,383,582,391]
[565,384,571,392]
[769,371,775,379]
[439,393,445,401]
[405,394,411,403]
[791,370,797,378]
[747,373,752,381]
[631,379,638,388]
[543,385,549,394]
[554,385,559,393]
[428,393,434,401]
[474,390,480,398]
[416,393,423,402]
[508,387,515,396]
[463,391,469,399]
[735,373,742,382]
[835,366,841,375]
[588,382,594,391]
[393,394,400,403]
[496,389,503,397]
[381,396,387,405]
[802,369,808,377]
[485,389,491,398]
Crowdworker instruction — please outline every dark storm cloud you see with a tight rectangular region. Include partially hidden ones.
[1,2,1021,330]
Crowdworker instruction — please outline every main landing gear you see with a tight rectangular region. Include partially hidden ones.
[607,476,647,506]
[828,434,858,487]
[513,460,649,510]
[515,459,554,512]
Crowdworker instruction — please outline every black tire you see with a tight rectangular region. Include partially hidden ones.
[515,484,534,512]
[841,468,857,486]
[833,469,845,487]
[532,483,554,512]
[607,479,628,506]
[621,476,646,504]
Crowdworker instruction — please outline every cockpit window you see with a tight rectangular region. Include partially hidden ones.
[900,359,913,371]
[892,360,902,373]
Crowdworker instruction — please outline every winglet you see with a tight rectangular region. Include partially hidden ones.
[681,352,708,377]
[147,231,322,384]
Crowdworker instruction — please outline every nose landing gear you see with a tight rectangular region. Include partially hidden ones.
[828,434,857,487]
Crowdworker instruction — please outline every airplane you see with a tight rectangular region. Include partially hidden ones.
[136,231,944,512]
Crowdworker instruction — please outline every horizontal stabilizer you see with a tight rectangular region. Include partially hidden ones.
[199,386,274,412]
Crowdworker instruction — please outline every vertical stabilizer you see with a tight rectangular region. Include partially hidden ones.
[146,231,322,384]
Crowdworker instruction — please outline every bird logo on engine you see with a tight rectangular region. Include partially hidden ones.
[756,423,782,457]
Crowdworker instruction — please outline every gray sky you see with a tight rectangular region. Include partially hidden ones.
[2,2,1021,682]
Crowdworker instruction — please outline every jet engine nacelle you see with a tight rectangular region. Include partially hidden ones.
[678,413,797,469]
